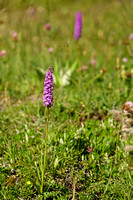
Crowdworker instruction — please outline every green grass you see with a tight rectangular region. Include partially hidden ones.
[0,0,133,199]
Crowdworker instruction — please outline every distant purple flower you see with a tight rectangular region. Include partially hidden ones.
[0,50,6,57]
[28,7,36,16]
[129,33,133,40]
[45,23,51,30]
[43,66,53,107]
[48,47,54,53]
[11,30,18,41]
[119,88,122,92]
[74,12,82,40]
[82,65,88,71]
[122,57,128,63]
[91,58,96,66]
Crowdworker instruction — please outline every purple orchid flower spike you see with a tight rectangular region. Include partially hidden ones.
[43,66,53,107]
[74,12,82,40]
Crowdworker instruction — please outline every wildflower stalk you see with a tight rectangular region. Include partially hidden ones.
[127,45,133,57]
[74,12,82,85]
[40,107,49,193]
[116,58,120,89]
[40,66,53,193]
[5,82,8,104]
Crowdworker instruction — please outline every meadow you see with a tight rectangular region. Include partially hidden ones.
[0,0,133,199]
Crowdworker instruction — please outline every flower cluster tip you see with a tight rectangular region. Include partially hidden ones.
[43,66,53,107]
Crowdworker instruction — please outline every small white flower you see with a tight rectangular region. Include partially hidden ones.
[60,138,63,144]
[25,134,28,142]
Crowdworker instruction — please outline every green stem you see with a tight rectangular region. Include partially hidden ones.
[87,72,103,89]
[127,45,133,57]
[40,107,49,194]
